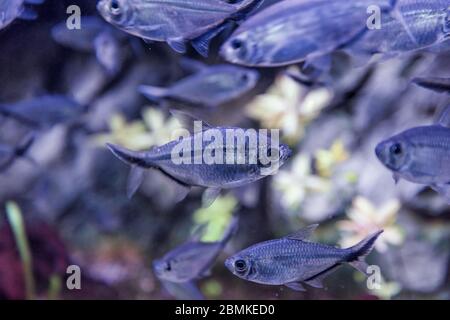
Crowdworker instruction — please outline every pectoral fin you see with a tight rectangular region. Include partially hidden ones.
[127,166,146,199]
[435,105,450,128]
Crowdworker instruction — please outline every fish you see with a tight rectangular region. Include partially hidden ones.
[0,0,44,30]
[52,16,126,75]
[139,59,260,108]
[153,216,238,283]
[225,224,383,291]
[159,280,205,300]
[0,95,86,129]
[343,0,450,63]
[106,111,292,207]
[0,133,35,172]
[375,105,450,203]
[412,77,450,93]
[220,0,392,67]
[96,0,264,57]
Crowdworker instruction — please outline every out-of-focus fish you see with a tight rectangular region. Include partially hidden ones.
[225,225,383,291]
[0,133,35,172]
[52,16,126,75]
[344,0,450,63]
[107,111,292,207]
[96,0,264,57]
[0,0,44,30]
[220,0,391,67]
[153,216,238,283]
[160,280,205,300]
[0,95,86,128]
[375,105,450,203]
[139,60,259,108]
[413,77,450,93]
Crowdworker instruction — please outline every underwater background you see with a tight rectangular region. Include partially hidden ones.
[0,0,449,300]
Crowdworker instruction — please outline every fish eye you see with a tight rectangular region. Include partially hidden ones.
[390,143,403,156]
[110,0,121,15]
[165,262,171,272]
[234,260,247,273]
[231,39,243,50]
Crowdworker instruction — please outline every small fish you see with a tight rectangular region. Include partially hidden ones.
[107,111,292,207]
[344,0,450,62]
[0,95,86,128]
[52,16,125,75]
[96,0,263,57]
[139,60,259,108]
[375,105,450,202]
[225,225,383,291]
[412,77,450,93]
[153,216,239,283]
[0,0,44,30]
[220,0,391,67]
[0,133,35,172]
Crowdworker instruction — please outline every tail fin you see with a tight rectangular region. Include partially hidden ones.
[346,230,384,275]
[106,143,150,168]
[138,85,169,102]
[412,77,450,93]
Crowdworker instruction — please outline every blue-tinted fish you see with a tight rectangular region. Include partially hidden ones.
[225,225,383,291]
[412,77,450,93]
[0,133,35,172]
[344,0,450,62]
[375,105,450,203]
[52,16,126,75]
[153,216,238,283]
[139,60,259,108]
[220,0,391,67]
[96,0,263,57]
[0,95,85,128]
[0,0,44,30]
[107,111,292,206]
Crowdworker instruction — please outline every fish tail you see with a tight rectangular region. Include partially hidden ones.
[138,85,169,102]
[346,230,384,275]
[106,143,152,168]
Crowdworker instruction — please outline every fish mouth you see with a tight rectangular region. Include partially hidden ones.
[224,257,234,273]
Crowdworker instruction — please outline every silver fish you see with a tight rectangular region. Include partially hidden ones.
[0,95,85,128]
[220,0,391,67]
[153,216,238,283]
[375,105,450,202]
[0,133,35,172]
[96,0,263,56]
[107,111,292,207]
[0,0,44,30]
[413,77,450,93]
[52,16,126,75]
[225,225,383,291]
[139,60,259,108]
[345,0,450,60]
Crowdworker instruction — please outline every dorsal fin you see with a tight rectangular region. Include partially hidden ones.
[435,105,450,128]
[170,109,213,134]
[286,224,319,241]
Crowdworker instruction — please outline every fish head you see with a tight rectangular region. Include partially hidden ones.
[220,32,263,66]
[97,0,134,29]
[375,134,412,173]
[225,254,256,281]
[152,257,182,282]
[233,68,260,92]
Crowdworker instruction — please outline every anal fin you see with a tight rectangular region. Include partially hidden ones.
[285,282,306,292]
